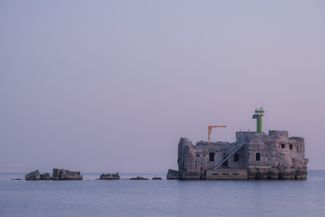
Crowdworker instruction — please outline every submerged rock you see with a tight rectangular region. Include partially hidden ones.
[25,170,41,180]
[166,169,179,180]
[52,168,83,180]
[129,176,149,180]
[152,177,162,180]
[99,173,120,180]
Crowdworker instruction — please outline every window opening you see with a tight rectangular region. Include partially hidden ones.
[209,152,215,162]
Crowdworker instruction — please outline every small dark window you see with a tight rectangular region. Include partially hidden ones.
[289,144,293,150]
[256,153,261,161]
[196,153,200,157]
[209,152,215,162]
[281,144,285,149]
[234,153,239,162]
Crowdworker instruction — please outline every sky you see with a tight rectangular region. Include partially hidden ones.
[0,0,324,173]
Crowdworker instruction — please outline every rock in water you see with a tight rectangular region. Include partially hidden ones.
[166,169,179,180]
[40,173,51,180]
[99,173,120,180]
[25,170,41,180]
[52,168,83,180]
[129,176,149,180]
[152,177,162,180]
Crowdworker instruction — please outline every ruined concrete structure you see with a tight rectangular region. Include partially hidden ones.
[174,108,308,180]
[25,168,83,180]
[52,168,83,180]
[99,173,120,180]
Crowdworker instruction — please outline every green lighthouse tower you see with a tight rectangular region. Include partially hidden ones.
[252,107,264,133]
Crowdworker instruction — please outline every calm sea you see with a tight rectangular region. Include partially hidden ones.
[1,170,325,217]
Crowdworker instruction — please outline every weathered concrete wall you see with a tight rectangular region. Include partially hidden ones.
[226,144,247,169]
[246,131,308,179]
[177,138,240,179]
[206,169,248,180]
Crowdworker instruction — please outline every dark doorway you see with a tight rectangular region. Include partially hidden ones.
[256,153,261,161]
[234,153,239,162]
[200,169,207,180]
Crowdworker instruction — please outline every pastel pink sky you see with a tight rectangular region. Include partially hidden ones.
[0,0,324,172]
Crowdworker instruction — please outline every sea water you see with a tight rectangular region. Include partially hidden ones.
[1,170,325,217]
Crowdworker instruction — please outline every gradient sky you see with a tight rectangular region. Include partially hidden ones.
[0,0,324,173]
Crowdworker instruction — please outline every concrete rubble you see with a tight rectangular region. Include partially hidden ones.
[25,169,83,180]
[52,168,83,180]
[99,173,120,180]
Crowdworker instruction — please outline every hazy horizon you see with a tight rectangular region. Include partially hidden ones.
[1,0,325,173]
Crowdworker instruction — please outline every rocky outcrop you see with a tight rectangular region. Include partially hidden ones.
[25,169,82,181]
[25,170,41,180]
[99,173,120,180]
[166,169,179,180]
[52,168,82,180]
[129,176,149,180]
[40,173,51,180]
